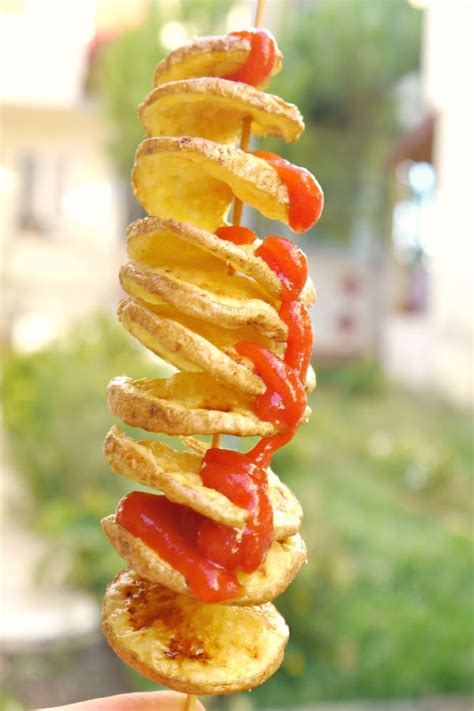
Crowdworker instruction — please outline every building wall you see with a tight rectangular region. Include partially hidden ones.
[383,2,473,407]
[1,103,124,350]
[424,1,473,407]
[309,249,379,361]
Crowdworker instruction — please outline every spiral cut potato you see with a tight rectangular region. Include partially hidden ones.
[101,29,322,695]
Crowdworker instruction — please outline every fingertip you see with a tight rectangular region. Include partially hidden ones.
[116,691,207,710]
[46,690,207,710]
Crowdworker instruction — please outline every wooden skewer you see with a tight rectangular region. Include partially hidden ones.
[185,1,267,709]
[255,0,267,28]
[232,115,253,226]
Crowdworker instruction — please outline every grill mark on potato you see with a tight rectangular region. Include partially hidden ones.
[125,576,210,661]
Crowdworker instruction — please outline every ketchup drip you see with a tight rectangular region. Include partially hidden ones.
[256,237,313,381]
[197,448,273,574]
[215,225,256,245]
[235,342,306,430]
[116,492,241,604]
[224,29,277,87]
[238,238,313,469]
[253,151,324,233]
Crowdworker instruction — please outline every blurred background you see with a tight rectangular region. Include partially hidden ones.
[0,0,472,709]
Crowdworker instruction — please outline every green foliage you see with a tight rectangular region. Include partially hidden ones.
[315,360,385,396]
[1,314,162,594]
[3,319,472,704]
[253,385,472,706]
[0,694,26,711]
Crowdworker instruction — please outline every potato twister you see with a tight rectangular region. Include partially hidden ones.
[101,30,323,696]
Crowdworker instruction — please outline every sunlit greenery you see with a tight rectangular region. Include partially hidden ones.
[2,319,472,706]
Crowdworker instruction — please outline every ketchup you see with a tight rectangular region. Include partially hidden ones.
[253,151,324,233]
[198,448,273,573]
[235,342,307,430]
[215,225,257,245]
[116,492,241,604]
[224,29,277,87]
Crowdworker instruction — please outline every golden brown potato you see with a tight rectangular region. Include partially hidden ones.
[152,34,282,88]
[126,216,316,306]
[107,373,311,437]
[118,296,315,396]
[119,261,287,342]
[140,78,303,144]
[101,23,317,699]
[102,516,307,606]
[132,137,289,233]
[104,426,303,537]
[102,570,289,695]
[107,373,278,437]
[104,425,247,529]
[118,298,265,397]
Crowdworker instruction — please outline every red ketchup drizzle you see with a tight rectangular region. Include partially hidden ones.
[256,237,313,380]
[253,151,324,233]
[198,448,273,574]
[224,29,276,87]
[116,492,241,604]
[236,237,313,469]
[118,237,314,603]
[215,225,256,245]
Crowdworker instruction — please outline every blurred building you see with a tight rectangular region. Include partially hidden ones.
[383,1,473,408]
[423,0,473,407]
[0,0,129,353]
[0,0,135,689]
[308,247,381,362]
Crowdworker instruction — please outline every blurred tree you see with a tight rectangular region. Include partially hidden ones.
[260,0,422,244]
[91,0,233,224]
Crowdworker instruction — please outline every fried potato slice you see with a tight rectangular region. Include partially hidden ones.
[104,425,247,529]
[104,426,302,537]
[129,299,283,358]
[107,373,279,437]
[140,78,303,145]
[119,297,315,397]
[102,516,307,606]
[102,570,288,695]
[180,436,209,454]
[267,469,304,540]
[127,216,280,298]
[152,34,282,88]
[118,298,265,397]
[132,137,289,233]
[120,263,287,343]
[126,216,316,305]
